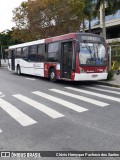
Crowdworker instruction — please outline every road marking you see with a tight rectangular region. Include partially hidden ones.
[25,78,36,80]
[65,87,120,103]
[13,94,64,119]
[83,86,120,95]
[0,129,2,133]
[0,98,37,126]
[96,85,120,90]
[0,92,5,98]
[0,95,5,98]
[32,91,88,113]
[49,89,109,107]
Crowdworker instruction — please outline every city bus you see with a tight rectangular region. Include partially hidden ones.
[8,32,108,82]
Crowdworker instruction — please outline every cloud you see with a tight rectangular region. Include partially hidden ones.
[0,0,26,32]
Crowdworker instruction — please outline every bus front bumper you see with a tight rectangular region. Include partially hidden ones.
[74,73,108,81]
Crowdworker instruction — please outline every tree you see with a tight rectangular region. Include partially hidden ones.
[82,0,96,32]
[12,0,84,42]
[0,29,21,66]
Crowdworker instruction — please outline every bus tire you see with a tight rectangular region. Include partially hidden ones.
[50,68,56,82]
[17,65,21,75]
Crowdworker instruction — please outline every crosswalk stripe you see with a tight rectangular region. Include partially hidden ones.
[65,87,120,103]
[96,85,120,90]
[83,86,120,95]
[0,98,37,126]
[49,89,109,107]
[13,94,64,119]
[32,91,88,113]
[0,129,2,133]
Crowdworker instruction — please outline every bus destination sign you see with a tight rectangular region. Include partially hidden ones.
[81,36,101,42]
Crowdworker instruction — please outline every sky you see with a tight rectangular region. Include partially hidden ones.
[0,0,27,32]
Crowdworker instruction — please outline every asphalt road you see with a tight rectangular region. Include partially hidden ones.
[0,69,120,160]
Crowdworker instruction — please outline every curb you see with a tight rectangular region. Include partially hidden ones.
[0,67,8,70]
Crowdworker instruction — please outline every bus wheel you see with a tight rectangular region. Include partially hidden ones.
[50,69,56,82]
[17,66,21,75]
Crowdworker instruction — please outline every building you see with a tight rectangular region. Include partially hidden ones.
[85,9,120,43]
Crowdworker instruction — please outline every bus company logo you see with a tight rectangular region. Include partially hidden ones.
[86,70,94,73]
[33,64,42,68]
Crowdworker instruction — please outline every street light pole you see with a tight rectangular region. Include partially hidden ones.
[102,0,106,40]
[1,45,3,59]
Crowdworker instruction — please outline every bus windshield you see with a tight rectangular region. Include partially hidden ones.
[79,43,106,66]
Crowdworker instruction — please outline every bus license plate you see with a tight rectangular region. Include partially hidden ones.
[92,75,98,78]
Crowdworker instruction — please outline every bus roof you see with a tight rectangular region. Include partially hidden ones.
[45,32,76,43]
[9,32,104,50]
[9,39,45,49]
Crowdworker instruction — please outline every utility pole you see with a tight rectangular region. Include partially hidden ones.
[100,0,106,40]
[1,45,3,59]
[0,41,1,66]
[0,45,2,67]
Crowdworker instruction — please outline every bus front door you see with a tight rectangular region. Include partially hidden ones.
[61,42,73,79]
[11,50,15,70]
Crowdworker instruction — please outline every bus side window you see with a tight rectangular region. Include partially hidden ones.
[47,42,59,62]
[29,45,37,62]
[8,50,11,59]
[16,48,22,58]
[37,44,46,62]
[22,47,29,60]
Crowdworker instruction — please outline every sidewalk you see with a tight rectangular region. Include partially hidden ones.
[0,65,8,70]
[98,74,120,88]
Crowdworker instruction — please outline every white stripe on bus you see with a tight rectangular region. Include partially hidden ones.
[49,89,109,107]
[0,98,37,126]
[65,87,120,103]
[13,94,64,119]
[32,91,88,113]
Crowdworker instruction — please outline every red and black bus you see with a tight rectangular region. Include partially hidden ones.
[8,32,108,82]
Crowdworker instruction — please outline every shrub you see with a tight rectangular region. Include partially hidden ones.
[107,70,114,80]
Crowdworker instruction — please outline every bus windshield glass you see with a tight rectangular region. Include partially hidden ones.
[79,43,106,66]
